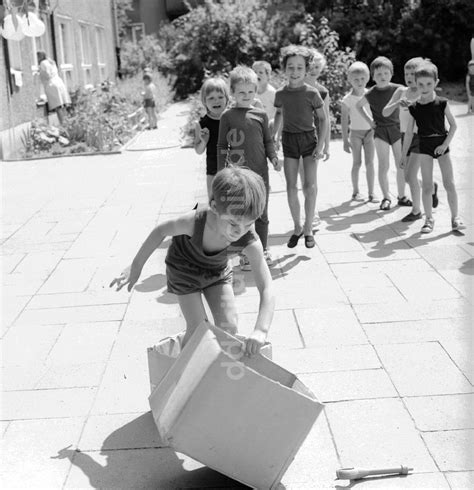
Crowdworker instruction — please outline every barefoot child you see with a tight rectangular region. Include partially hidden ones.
[341,61,376,202]
[356,56,411,211]
[383,57,440,223]
[273,45,328,248]
[401,61,465,233]
[194,77,230,198]
[110,166,275,355]
[217,66,280,270]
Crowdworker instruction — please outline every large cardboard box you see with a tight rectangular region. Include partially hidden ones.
[147,326,272,393]
[148,321,324,490]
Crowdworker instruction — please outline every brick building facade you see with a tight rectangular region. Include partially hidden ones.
[0,0,117,158]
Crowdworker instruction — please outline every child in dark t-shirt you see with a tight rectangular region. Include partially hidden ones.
[356,56,411,211]
[401,61,465,234]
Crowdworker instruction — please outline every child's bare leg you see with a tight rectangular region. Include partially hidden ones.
[298,159,305,189]
[438,153,458,218]
[145,107,153,127]
[391,139,406,198]
[284,157,303,234]
[178,292,208,346]
[419,155,434,219]
[375,138,390,199]
[350,133,363,195]
[151,109,158,128]
[363,134,375,196]
[206,175,214,200]
[302,155,318,235]
[406,154,422,214]
[203,282,238,336]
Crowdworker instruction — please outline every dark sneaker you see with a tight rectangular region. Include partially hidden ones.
[432,182,439,208]
[401,211,422,222]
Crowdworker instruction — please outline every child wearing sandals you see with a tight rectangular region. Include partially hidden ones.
[341,61,377,202]
[401,61,465,233]
[356,56,412,211]
[273,45,328,249]
[110,166,275,355]
[383,57,439,223]
[194,77,230,198]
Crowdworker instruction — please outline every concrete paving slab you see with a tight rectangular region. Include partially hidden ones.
[405,394,474,431]
[444,470,474,489]
[375,342,473,396]
[15,303,127,326]
[362,317,472,344]
[300,368,397,402]
[36,362,106,389]
[325,398,438,472]
[0,253,26,273]
[78,412,165,451]
[422,430,474,471]
[1,324,64,366]
[272,344,380,374]
[2,387,96,420]
[28,290,129,309]
[295,306,368,347]
[0,294,31,330]
[353,298,471,324]
[237,309,304,348]
[437,269,474,301]
[440,339,474,384]
[45,321,119,365]
[1,364,48,391]
[1,417,84,489]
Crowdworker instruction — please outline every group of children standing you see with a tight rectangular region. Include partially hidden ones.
[112,45,465,357]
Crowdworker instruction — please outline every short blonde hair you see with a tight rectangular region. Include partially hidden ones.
[252,60,272,77]
[404,57,427,71]
[212,166,266,220]
[309,49,327,70]
[229,66,259,91]
[200,77,230,111]
[347,61,370,78]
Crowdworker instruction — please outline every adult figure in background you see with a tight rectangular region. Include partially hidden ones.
[37,50,70,125]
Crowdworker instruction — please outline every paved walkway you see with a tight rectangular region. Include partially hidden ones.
[1,101,473,489]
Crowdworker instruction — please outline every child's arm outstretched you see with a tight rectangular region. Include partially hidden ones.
[341,99,351,153]
[193,122,209,155]
[435,102,457,155]
[400,115,415,169]
[356,96,375,129]
[110,213,194,292]
[382,86,405,117]
[242,239,275,356]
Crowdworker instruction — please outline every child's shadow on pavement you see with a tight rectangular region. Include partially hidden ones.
[134,274,178,304]
[52,412,255,489]
[321,200,387,232]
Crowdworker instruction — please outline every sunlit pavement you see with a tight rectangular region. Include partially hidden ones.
[1,101,473,489]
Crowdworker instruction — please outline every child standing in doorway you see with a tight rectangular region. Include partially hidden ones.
[273,45,328,249]
[142,73,157,129]
[217,66,280,270]
[341,61,376,202]
[110,166,275,355]
[194,77,230,199]
[356,56,411,211]
[401,62,464,234]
